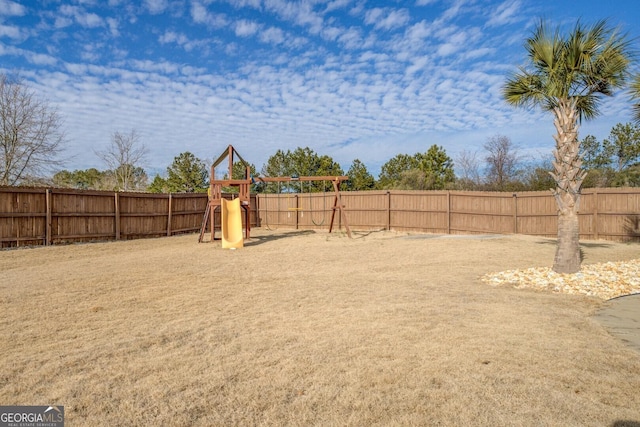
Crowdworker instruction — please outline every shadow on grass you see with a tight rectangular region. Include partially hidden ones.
[535,240,614,249]
[244,230,316,247]
[351,229,388,239]
[611,421,640,427]
[534,240,615,263]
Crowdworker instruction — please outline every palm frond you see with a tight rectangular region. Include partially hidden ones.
[503,18,634,121]
[503,70,547,108]
[631,74,640,124]
[572,94,601,122]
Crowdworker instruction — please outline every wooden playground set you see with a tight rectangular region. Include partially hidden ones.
[198,145,351,246]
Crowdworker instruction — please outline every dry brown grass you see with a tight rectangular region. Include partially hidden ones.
[1,229,640,426]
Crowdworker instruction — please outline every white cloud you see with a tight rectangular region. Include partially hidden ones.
[160,30,187,44]
[191,1,209,24]
[227,0,262,8]
[377,9,411,31]
[325,0,352,13]
[435,27,479,57]
[440,0,466,21]
[0,44,58,65]
[0,0,25,16]
[129,59,180,74]
[80,43,104,62]
[405,55,429,76]
[0,24,21,39]
[263,0,324,33]
[235,20,259,37]
[259,27,285,44]
[76,11,102,28]
[461,47,495,60]
[337,27,362,49]
[436,42,456,56]
[27,52,58,66]
[364,8,383,26]
[190,1,227,28]
[158,30,209,52]
[54,16,73,29]
[58,5,103,28]
[364,8,410,31]
[106,17,119,37]
[486,0,522,27]
[405,20,433,41]
[144,0,169,14]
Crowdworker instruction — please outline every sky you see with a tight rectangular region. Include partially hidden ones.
[1,0,640,179]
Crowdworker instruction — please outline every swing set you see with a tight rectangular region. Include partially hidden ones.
[198,145,351,243]
[258,175,349,233]
[282,179,328,226]
[262,180,325,230]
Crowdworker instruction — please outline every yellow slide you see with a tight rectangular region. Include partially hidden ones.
[221,198,244,249]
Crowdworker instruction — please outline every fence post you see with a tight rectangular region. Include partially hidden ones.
[167,194,173,236]
[295,194,299,230]
[447,191,451,235]
[45,188,52,245]
[386,191,391,231]
[114,192,120,240]
[513,193,518,234]
[593,190,598,240]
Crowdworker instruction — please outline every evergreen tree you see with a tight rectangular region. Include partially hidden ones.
[377,154,418,189]
[165,152,208,193]
[261,147,343,193]
[602,123,640,172]
[52,168,105,190]
[416,145,455,190]
[377,145,454,190]
[147,175,169,193]
[580,135,610,170]
[346,159,375,191]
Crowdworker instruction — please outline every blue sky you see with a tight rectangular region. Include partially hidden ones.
[1,0,639,178]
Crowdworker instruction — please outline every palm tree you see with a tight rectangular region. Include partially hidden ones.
[632,74,640,123]
[503,20,633,273]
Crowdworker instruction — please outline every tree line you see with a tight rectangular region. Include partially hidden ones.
[44,122,640,194]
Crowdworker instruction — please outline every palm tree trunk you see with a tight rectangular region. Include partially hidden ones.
[550,100,586,274]
[554,207,581,273]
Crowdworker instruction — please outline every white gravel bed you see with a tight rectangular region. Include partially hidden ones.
[482,259,640,300]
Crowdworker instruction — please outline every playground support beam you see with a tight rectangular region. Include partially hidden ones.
[254,176,349,183]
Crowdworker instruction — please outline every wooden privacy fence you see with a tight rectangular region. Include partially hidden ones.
[2,186,640,247]
[0,187,256,248]
[256,188,640,242]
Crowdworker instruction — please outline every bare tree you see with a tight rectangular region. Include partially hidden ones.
[455,149,482,189]
[96,129,148,191]
[0,74,65,186]
[483,135,521,190]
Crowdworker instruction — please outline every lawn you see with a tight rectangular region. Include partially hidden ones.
[1,229,639,426]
